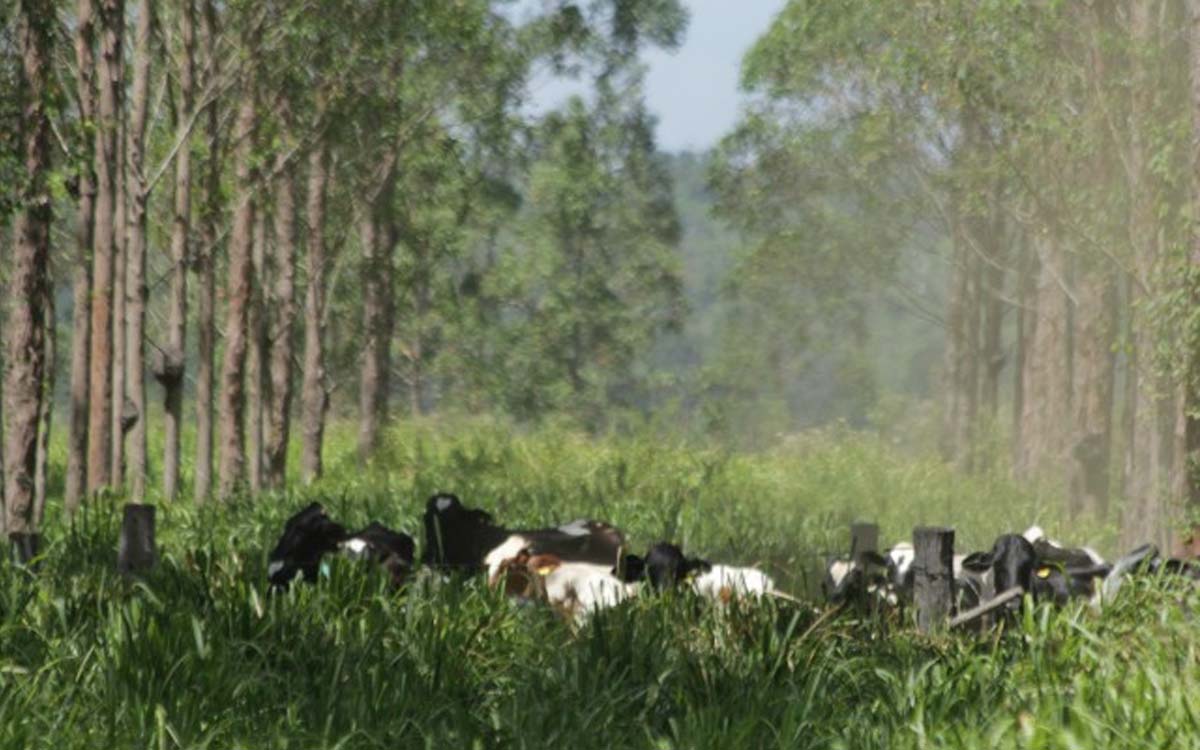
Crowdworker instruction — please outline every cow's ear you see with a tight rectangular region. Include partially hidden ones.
[961,552,993,572]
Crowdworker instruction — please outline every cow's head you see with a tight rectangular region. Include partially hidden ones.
[615,542,711,590]
[962,533,1108,609]
[268,503,348,588]
[421,493,498,570]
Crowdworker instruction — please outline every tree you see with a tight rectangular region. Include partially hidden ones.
[161,0,195,501]
[66,0,96,513]
[5,0,54,552]
[86,0,124,494]
[123,0,154,500]
[216,46,257,500]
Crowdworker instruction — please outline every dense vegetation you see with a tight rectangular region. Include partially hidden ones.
[4,423,1199,749]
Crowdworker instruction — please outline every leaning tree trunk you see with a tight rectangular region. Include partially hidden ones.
[216,70,257,501]
[265,150,298,488]
[6,0,53,543]
[161,0,194,501]
[87,0,124,494]
[66,0,96,514]
[124,0,153,501]
[193,0,219,503]
[300,144,331,483]
[246,206,268,494]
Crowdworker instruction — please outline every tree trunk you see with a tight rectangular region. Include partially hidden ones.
[193,0,219,503]
[124,0,153,501]
[1183,0,1200,536]
[1068,268,1116,520]
[980,182,1008,422]
[1016,231,1071,481]
[357,155,398,462]
[216,71,257,501]
[87,0,123,494]
[66,0,96,514]
[247,206,268,493]
[300,144,331,483]
[6,0,53,538]
[33,250,55,529]
[111,97,127,488]
[162,0,194,502]
[265,151,298,488]
[1012,236,1031,465]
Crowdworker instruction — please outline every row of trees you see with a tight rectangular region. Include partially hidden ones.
[0,0,690,547]
[708,0,1200,548]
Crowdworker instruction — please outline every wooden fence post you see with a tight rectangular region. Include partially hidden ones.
[850,522,879,567]
[118,503,157,575]
[913,526,954,633]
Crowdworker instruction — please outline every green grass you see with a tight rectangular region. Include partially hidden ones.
[3,420,1197,748]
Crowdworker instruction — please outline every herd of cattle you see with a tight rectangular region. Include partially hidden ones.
[266,493,1200,624]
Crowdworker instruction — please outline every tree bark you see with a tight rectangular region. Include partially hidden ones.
[33,251,55,529]
[87,0,124,494]
[247,205,268,493]
[162,0,194,502]
[300,144,331,483]
[1015,231,1071,480]
[1068,267,1116,520]
[1012,236,1031,466]
[216,70,257,501]
[66,0,96,514]
[357,154,398,462]
[110,92,127,488]
[6,0,53,538]
[123,0,153,501]
[265,149,298,488]
[193,0,219,503]
[1183,0,1200,533]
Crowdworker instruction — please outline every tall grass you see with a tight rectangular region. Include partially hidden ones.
[2,420,1192,749]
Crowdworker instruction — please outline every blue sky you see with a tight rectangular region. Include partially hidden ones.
[526,0,788,153]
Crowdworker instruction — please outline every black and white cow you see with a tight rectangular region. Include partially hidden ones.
[340,522,416,587]
[616,542,775,600]
[1093,543,1200,606]
[268,503,416,589]
[420,493,626,577]
[825,542,968,608]
[267,503,348,588]
[960,532,1110,610]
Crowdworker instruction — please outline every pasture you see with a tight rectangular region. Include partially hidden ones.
[2,421,1197,749]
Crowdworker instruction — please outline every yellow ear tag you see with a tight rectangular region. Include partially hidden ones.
[536,566,556,576]
[1036,567,1052,579]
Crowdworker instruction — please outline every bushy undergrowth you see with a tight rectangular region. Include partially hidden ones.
[2,421,1195,748]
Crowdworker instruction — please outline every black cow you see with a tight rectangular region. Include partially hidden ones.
[421,493,626,577]
[267,503,348,588]
[961,533,1110,610]
[340,522,416,587]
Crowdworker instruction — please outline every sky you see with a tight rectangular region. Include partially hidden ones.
[527,0,788,153]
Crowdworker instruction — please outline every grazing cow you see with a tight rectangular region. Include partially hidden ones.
[340,522,416,587]
[491,548,638,622]
[961,533,1110,609]
[421,493,626,577]
[617,542,776,601]
[267,503,348,588]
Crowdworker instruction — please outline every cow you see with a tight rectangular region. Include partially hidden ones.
[490,548,638,623]
[267,502,349,588]
[961,533,1110,610]
[616,542,776,601]
[340,522,416,587]
[1093,543,1200,607]
[825,542,968,609]
[421,493,626,577]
